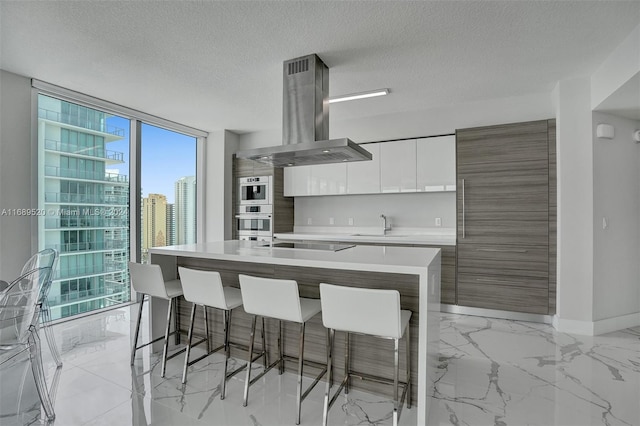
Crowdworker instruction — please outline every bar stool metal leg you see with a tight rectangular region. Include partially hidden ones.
[345,332,350,394]
[295,323,305,425]
[322,328,335,426]
[161,297,174,378]
[131,296,145,365]
[182,303,198,383]
[393,338,399,426]
[173,298,180,345]
[243,315,257,407]
[261,317,267,369]
[406,324,411,408]
[278,320,285,374]
[221,309,231,400]
[204,305,210,353]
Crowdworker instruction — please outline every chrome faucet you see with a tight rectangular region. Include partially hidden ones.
[380,214,391,235]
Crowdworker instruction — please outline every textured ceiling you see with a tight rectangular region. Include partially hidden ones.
[1,1,639,134]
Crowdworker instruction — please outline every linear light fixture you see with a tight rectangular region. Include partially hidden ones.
[328,88,389,104]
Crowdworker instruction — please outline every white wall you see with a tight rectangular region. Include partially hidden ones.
[294,192,456,229]
[205,129,238,241]
[591,22,640,110]
[0,70,34,279]
[592,112,640,323]
[553,76,595,333]
[239,92,554,149]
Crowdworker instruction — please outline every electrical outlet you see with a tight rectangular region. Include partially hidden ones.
[435,217,442,227]
[348,218,354,226]
[307,217,312,225]
[329,217,335,225]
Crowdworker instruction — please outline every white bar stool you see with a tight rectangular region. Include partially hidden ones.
[128,262,185,377]
[178,267,244,399]
[319,283,412,426]
[239,274,327,425]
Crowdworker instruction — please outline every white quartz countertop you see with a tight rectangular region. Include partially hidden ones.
[273,230,456,246]
[149,240,440,275]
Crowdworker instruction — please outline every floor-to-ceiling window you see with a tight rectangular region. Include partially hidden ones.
[140,124,197,263]
[38,94,131,320]
[35,84,205,321]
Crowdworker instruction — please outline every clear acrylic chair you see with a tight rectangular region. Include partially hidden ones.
[20,249,62,368]
[0,267,56,421]
[319,283,412,426]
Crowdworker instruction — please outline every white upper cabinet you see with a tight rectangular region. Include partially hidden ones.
[416,135,456,192]
[380,139,417,193]
[284,165,312,196]
[310,163,347,195]
[284,137,456,196]
[346,143,380,194]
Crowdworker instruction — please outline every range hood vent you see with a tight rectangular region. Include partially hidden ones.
[236,54,372,168]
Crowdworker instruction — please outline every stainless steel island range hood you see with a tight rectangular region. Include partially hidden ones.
[236,54,372,167]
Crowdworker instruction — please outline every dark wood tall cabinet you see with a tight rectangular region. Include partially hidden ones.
[455,120,556,315]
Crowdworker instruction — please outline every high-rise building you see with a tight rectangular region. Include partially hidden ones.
[142,194,168,261]
[175,176,196,245]
[166,203,175,246]
[38,94,130,320]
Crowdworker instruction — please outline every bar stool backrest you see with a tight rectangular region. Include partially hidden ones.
[319,283,403,339]
[178,267,229,309]
[239,275,302,323]
[129,262,170,299]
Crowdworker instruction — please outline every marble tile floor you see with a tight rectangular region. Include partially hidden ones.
[1,305,639,426]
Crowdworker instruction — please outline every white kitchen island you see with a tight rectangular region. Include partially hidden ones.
[149,240,440,425]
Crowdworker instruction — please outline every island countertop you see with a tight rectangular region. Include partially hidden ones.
[148,240,440,426]
[148,240,440,275]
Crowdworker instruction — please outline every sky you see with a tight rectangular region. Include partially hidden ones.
[107,118,196,204]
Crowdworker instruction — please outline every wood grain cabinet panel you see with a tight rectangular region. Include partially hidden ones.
[457,279,549,314]
[457,244,548,278]
[456,120,549,170]
[455,119,554,315]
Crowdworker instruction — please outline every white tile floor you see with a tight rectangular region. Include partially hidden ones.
[2,304,639,425]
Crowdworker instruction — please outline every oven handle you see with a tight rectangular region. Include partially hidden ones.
[235,215,272,219]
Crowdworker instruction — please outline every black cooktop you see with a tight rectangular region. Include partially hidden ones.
[258,242,355,252]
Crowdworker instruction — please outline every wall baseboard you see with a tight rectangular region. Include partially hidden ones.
[553,312,640,336]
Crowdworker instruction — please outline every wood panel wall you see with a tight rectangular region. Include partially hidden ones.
[548,120,557,315]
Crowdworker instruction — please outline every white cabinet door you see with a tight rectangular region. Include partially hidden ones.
[310,163,347,195]
[284,165,312,196]
[416,135,456,192]
[380,139,417,192]
[346,143,380,194]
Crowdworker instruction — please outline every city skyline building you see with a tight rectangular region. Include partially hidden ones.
[166,203,175,246]
[175,176,196,245]
[38,94,130,320]
[142,193,168,262]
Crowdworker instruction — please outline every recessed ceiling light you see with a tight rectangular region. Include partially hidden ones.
[322,149,330,153]
[329,88,389,104]
[261,156,270,160]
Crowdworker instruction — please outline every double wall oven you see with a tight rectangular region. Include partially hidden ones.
[237,176,273,242]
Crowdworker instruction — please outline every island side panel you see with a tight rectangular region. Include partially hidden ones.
[422,251,441,425]
[174,256,421,400]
